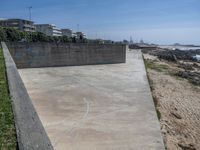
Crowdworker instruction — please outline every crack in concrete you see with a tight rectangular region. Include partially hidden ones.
[53,97,90,148]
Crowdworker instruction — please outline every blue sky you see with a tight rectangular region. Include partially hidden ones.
[1,0,200,44]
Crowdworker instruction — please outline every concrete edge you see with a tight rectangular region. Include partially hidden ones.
[1,42,53,150]
[140,50,166,148]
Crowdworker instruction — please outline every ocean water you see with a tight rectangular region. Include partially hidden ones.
[159,45,200,51]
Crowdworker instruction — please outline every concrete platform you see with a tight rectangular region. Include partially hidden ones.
[19,50,164,150]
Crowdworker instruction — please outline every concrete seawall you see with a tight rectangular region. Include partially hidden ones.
[1,42,53,150]
[7,42,126,68]
[19,50,165,149]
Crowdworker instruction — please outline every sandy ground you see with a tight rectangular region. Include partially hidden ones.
[144,54,200,150]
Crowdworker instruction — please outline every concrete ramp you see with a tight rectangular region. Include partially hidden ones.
[19,50,164,150]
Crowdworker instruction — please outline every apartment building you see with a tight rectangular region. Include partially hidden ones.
[76,32,86,39]
[61,29,76,38]
[35,24,62,36]
[0,18,36,32]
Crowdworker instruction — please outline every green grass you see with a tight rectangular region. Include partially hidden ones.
[145,59,170,73]
[0,48,17,150]
[144,59,180,76]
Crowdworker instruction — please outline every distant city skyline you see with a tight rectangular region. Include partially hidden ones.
[1,0,200,44]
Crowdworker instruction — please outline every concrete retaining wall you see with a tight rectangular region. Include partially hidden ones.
[1,42,53,150]
[7,42,126,68]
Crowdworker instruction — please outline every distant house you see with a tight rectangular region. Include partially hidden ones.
[35,24,62,36]
[0,18,36,32]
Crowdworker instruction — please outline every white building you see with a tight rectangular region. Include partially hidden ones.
[0,18,36,32]
[35,24,62,36]
[76,32,86,39]
[61,29,76,38]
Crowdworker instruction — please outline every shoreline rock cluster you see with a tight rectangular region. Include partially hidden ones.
[142,47,200,86]
[177,71,200,86]
[155,49,200,62]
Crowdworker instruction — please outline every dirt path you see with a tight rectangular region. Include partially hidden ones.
[144,54,200,150]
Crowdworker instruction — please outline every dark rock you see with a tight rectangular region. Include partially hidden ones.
[154,49,200,62]
[176,71,200,86]
[178,142,196,150]
[192,63,200,69]
[178,63,194,71]
[171,112,182,119]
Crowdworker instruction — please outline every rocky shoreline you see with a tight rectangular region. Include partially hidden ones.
[142,47,200,86]
[142,48,200,62]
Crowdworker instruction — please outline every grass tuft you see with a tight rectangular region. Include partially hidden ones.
[145,59,169,72]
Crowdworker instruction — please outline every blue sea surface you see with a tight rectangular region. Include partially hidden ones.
[159,46,200,51]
